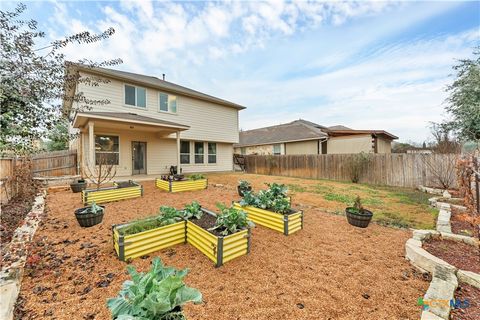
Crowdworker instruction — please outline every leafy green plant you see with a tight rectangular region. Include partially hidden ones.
[107,257,202,320]
[80,201,104,215]
[348,196,370,215]
[208,203,254,236]
[182,201,203,220]
[118,206,183,236]
[157,206,184,225]
[188,174,205,181]
[239,183,292,213]
[238,180,251,190]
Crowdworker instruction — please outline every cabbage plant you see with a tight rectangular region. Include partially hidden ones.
[107,257,202,320]
[182,201,203,220]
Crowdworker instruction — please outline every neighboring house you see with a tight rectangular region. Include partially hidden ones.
[64,65,245,177]
[234,120,397,155]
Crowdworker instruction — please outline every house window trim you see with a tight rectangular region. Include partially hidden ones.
[180,140,190,164]
[208,142,217,164]
[273,144,281,155]
[194,141,205,164]
[94,133,120,166]
[158,92,178,114]
[123,84,147,109]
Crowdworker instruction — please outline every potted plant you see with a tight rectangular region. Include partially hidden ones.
[237,180,252,197]
[345,196,373,228]
[186,203,253,267]
[107,257,202,320]
[70,178,87,193]
[74,201,105,227]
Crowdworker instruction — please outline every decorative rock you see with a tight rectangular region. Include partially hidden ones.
[442,190,451,199]
[413,230,439,241]
[436,210,451,233]
[0,280,19,320]
[405,239,457,274]
[423,265,458,319]
[457,270,480,289]
[440,232,480,248]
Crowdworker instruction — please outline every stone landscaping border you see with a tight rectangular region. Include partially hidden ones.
[408,186,479,319]
[406,230,479,319]
[0,190,46,320]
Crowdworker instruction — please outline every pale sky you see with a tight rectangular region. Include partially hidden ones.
[4,0,479,142]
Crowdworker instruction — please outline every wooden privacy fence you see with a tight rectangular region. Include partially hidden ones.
[243,153,459,189]
[32,150,77,177]
[0,150,78,203]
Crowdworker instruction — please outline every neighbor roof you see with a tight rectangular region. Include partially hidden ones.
[328,125,352,130]
[236,120,328,147]
[70,64,245,110]
[73,112,190,130]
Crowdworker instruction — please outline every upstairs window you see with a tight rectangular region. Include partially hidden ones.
[124,85,146,108]
[194,142,204,164]
[159,93,177,113]
[208,143,217,164]
[180,140,190,164]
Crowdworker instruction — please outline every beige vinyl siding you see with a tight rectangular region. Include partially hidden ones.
[285,140,318,155]
[75,71,239,143]
[377,137,392,153]
[327,135,373,154]
[81,128,233,176]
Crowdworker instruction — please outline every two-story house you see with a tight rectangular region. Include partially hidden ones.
[65,65,245,178]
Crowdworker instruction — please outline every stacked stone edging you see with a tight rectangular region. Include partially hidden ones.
[0,191,46,320]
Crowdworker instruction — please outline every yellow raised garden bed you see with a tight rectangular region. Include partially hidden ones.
[155,178,208,193]
[233,202,303,236]
[112,220,186,262]
[186,208,251,267]
[82,181,143,205]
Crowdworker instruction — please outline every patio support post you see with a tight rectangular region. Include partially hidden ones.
[88,121,95,169]
[176,131,181,172]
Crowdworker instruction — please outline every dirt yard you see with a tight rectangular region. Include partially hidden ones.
[16,173,430,320]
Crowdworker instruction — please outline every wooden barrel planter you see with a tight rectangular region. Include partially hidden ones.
[232,202,303,236]
[155,178,208,193]
[82,181,143,205]
[112,220,186,262]
[186,208,251,267]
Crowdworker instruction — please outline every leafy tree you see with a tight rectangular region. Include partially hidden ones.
[44,119,70,151]
[0,3,121,154]
[444,47,480,144]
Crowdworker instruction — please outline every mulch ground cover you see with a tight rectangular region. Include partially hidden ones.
[423,238,480,274]
[15,173,429,319]
[451,283,480,320]
[450,207,477,237]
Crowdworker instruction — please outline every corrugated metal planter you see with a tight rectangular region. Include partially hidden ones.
[155,178,208,193]
[187,208,251,267]
[82,181,143,205]
[232,202,303,236]
[112,220,186,262]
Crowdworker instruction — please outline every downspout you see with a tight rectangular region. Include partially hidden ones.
[319,137,328,154]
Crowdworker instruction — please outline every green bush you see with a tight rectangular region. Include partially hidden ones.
[107,257,202,320]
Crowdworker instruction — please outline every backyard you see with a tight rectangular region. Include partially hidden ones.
[13,173,433,319]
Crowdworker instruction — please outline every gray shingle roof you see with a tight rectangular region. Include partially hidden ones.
[75,65,245,110]
[328,125,352,130]
[236,120,328,147]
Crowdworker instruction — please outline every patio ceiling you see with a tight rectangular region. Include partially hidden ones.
[72,112,190,133]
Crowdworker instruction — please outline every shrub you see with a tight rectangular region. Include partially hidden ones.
[238,180,251,190]
[107,257,202,320]
[346,152,371,183]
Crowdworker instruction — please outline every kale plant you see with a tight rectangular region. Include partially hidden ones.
[238,180,251,190]
[182,201,203,220]
[80,201,104,215]
[239,183,292,213]
[107,257,202,320]
[188,174,205,181]
[157,206,184,226]
[208,203,253,236]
